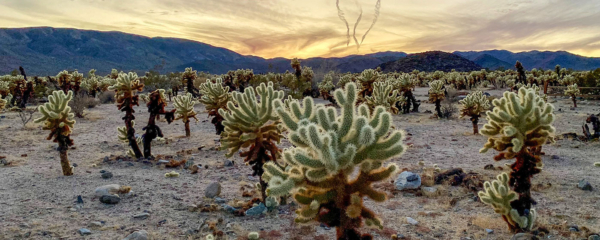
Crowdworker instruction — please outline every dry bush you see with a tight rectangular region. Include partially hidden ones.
[69,94,98,118]
[18,107,36,127]
[98,91,115,104]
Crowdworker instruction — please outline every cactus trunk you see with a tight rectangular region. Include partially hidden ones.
[471,116,479,135]
[435,99,442,118]
[125,112,143,158]
[185,121,190,137]
[507,150,541,232]
[333,173,361,240]
[572,97,577,108]
[57,133,73,176]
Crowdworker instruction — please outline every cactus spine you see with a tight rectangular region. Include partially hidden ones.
[34,90,76,176]
[264,82,405,239]
[459,91,490,134]
[428,80,445,118]
[219,82,284,201]
[108,72,145,158]
[199,79,231,134]
[479,87,555,232]
[173,93,198,137]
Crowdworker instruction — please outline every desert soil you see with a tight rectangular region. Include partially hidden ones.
[0,87,599,240]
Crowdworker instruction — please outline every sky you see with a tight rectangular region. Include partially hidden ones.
[1,0,600,58]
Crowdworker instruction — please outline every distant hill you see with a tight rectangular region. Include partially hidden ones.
[379,51,482,73]
[454,50,600,70]
[471,54,513,70]
[0,27,406,75]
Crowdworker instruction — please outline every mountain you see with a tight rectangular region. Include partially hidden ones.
[0,27,406,76]
[379,51,482,73]
[471,54,513,70]
[454,50,600,70]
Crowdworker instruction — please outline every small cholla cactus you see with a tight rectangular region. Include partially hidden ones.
[142,89,175,158]
[109,72,145,158]
[479,87,555,232]
[0,95,7,111]
[34,90,76,176]
[173,93,198,137]
[337,74,354,89]
[365,81,403,114]
[318,73,336,104]
[264,82,405,239]
[459,91,490,134]
[199,78,231,135]
[182,67,201,97]
[219,82,284,201]
[357,69,380,103]
[397,74,419,113]
[138,93,150,103]
[428,80,445,118]
[564,84,580,108]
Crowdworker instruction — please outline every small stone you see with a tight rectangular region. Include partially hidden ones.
[205,182,222,198]
[133,213,150,219]
[395,171,421,190]
[72,163,78,167]
[406,217,418,225]
[157,160,169,165]
[222,204,237,213]
[123,230,149,240]
[101,172,113,179]
[184,160,194,169]
[224,160,234,167]
[578,179,593,191]
[95,184,120,197]
[588,235,600,240]
[551,155,560,160]
[99,170,106,173]
[215,197,227,204]
[245,203,267,216]
[485,229,493,234]
[103,157,110,162]
[568,225,579,232]
[484,164,495,170]
[319,223,331,230]
[510,233,538,240]
[90,221,103,228]
[100,195,121,204]
[78,228,91,236]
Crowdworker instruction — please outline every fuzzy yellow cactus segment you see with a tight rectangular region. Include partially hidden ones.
[219,81,284,201]
[594,162,600,167]
[478,173,537,230]
[365,81,403,114]
[173,93,199,137]
[264,82,405,239]
[199,78,231,134]
[564,84,580,108]
[480,87,555,158]
[460,91,490,134]
[248,232,260,240]
[34,90,76,176]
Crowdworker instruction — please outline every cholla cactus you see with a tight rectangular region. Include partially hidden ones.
[428,80,445,118]
[219,82,284,201]
[559,75,577,86]
[138,93,150,103]
[173,93,198,137]
[34,90,76,176]
[0,95,7,110]
[357,69,380,103]
[182,67,200,97]
[337,74,354,89]
[396,74,419,113]
[264,82,406,239]
[479,173,537,231]
[365,81,403,114]
[564,84,580,108]
[142,89,175,158]
[479,87,555,232]
[459,91,490,134]
[108,72,145,158]
[199,79,231,134]
[318,74,336,104]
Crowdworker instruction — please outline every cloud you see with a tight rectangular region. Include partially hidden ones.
[0,0,600,57]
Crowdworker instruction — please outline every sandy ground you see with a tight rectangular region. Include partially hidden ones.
[0,87,599,240]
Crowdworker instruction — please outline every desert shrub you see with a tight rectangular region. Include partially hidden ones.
[18,107,36,127]
[69,94,97,118]
[98,91,115,104]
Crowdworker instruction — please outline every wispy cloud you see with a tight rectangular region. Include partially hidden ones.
[1,0,599,57]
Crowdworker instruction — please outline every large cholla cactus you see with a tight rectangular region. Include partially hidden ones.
[479,87,555,232]
[142,89,175,158]
[34,91,76,176]
[199,78,231,134]
[459,91,490,134]
[108,72,145,158]
[365,81,403,114]
[182,67,200,97]
[428,80,445,118]
[219,82,284,201]
[264,82,405,240]
[564,84,580,108]
[173,93,198,137]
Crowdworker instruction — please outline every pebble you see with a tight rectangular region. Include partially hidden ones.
[589,235,600,240]
[319,223,331,230]
[100,195,121,204]
[395,171,421,190]
[95,184,121,197]
[78,228,92,236]
[422,187,437,195]
[245,203,267,216]
[406,217,418,225]
[224,160,234,167]
[578,179,593,191]
[90,221,103,228]
[222,204,237,213]
[205,182,222,198]
[123,230,149,240]
[157,160,169,165]
[551,155,560,160]
[510,233,538,240]
[101,172,113,179]
[485,229,493,234]
[184,160,194,169]
[133,213,150,219]
[215,197,227,204]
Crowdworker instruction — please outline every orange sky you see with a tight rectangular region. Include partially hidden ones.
[1,0,600,58]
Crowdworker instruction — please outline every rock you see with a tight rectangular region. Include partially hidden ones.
[224,160,234,167]
[184,160,194,169]
[215,197,227,204]
[319,223,331,230]
[485,229,493,234]
[123,230,149,240]
[569,226,579,232]
[104,156,110,162]
[395,171,421,190]
[205,182,222,198]
[133,213,150,219]
[578,179,593,191]
[245,203,267,216]
[510,233,539,240]
[222,204,237,213]
[90,221,103,228]
[588,235,600,240]
[421,187,438,197]
[157,160,169,165]
[484,164,495,170]
[78,228,92,236]
[551,155,560,160]
[101,172,113,179]
[95,184,120,197]
[406,217,418,225]
[100,195,121,204]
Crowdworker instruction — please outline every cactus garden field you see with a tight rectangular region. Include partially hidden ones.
[1,66,600,240]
